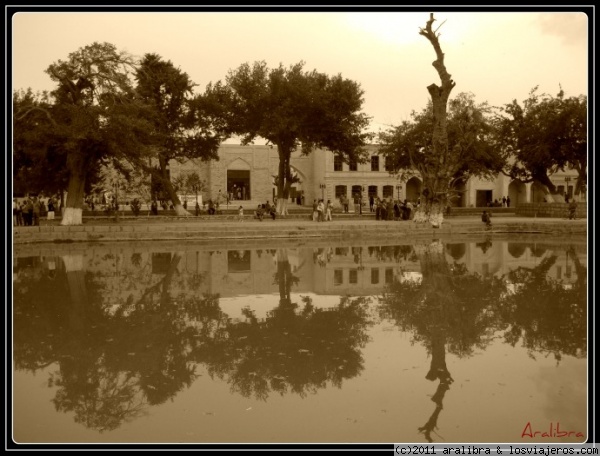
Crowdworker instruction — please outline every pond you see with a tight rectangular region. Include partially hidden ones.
[11,237,588,445]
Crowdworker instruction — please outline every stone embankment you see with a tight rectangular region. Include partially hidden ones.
[12,216,587,245]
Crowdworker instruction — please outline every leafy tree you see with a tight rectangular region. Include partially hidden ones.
[134,54,228,216]
[380,92,503,211]
[205,60,372,215]
[13,89,72,198]
[494,87,587,201]
[13,42,154,225]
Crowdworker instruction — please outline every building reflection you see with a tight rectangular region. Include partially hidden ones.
[12,239,586,435]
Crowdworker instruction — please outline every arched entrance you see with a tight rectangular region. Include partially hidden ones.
[405,177,422,202]
[287,167,305,205]
[530,182,547,203]
[508,180,526,207]
[450,180,467,207]
[227,158,251,201]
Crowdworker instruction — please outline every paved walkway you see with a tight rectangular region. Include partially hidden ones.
[12,214,587,245]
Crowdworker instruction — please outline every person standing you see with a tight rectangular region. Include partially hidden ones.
[482,210,492,228]
[312,199,318,221]
[369,195,374,212]
[506,196,511,208]
[353,193,360,214]
[238,205,244,222]
[32,196,41,226]
[325,200,333,221]
[47,198,55,221]
[15,200,24,226]
[317,199,325,222]
[502,196,507,207]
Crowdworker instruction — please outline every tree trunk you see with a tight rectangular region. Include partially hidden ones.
[61,155,87,226]
[159,157,190,217]
[62,254,87,334]
[275,144,292,216]
[416,13,457,228]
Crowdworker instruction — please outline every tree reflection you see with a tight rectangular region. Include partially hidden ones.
[496,245,587,362]
[13,252,224,432]
[195,248,372,401]
[379,241,505,442]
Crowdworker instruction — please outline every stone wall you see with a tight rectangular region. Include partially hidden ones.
[515,202,586,218]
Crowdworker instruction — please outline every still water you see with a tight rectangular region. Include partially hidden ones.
[12,237,588,444]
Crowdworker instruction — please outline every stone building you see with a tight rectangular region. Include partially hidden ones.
[169,143,580,209]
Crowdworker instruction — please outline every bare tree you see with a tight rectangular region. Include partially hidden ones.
[415,13,457,227]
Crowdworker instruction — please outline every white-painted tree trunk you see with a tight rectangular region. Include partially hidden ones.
[60,207,83,226]
[173,204,191,217]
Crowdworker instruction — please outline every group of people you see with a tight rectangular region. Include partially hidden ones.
[311,199,334,222]
[373,198,417,221]
[13,196,56,226]
[488,196,511,207]
[229,184,248,202]
[251,201,277,221]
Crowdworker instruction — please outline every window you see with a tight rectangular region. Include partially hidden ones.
[371,268,379,284]
[368,186,378,199]
[335,185,347,200]
[334,155,343,171]
[349,158,358,171]
[385,158,394,172]
[383,185,394,198]
[334,269,343,286]
[371,156,379,172]
[385,268,394,284]
[349,269,358,284]
[335,247,349,256]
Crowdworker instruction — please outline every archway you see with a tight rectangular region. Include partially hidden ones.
[406,177,422,203]
[287,167,305,205]
[530,182,547,204]
[227,158,251,201]
[449,180,467,207]
[508,180,526,207]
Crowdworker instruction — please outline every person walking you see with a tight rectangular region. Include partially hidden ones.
[568,199,578,220]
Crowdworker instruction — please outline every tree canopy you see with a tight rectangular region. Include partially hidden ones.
[13,42,154,225]
[494,87,587,199]
[379,92,504,195]
[205,60,372,214]
[134,53,229,215]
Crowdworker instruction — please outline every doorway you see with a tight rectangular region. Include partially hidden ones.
[227,170,250,201]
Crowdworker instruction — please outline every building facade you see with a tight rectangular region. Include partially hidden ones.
[169,144,580,209]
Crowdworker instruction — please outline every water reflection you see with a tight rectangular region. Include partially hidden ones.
[12,239,587,442]
[378,240,587,443]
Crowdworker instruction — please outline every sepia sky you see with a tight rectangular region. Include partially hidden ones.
[10,8,589,135]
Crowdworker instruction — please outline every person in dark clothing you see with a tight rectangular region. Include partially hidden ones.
[482,210,492,228]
